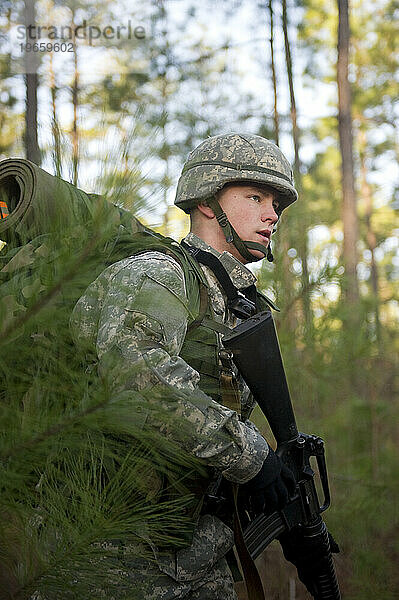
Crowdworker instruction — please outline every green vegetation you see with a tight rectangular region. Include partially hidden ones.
[0,0,398,597]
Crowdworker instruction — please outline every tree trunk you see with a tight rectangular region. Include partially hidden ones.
[282,0,312,336]
[49,52,62,177]
[262,1,295,332]
[337,0,359,305]
[24,0,41,165]
[359,130,381,345]
[157,2,171,235]
[71,12,79,186]
[268,0,279,146]
[358,127,381,479]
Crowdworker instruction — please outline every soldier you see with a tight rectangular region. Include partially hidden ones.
[71,132,298,599]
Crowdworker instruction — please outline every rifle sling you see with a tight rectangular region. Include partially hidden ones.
[232,483,266,600]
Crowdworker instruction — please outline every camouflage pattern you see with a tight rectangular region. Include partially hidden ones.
[184,233,256,419]
[71,235,267,482]
[70,232,269,597]
[30,517,237,599]
[175,133,298,214]
[185,233,256,292]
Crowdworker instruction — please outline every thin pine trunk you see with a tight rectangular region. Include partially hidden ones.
[268,0,279,146]
[49,52,62,177]
[358,129,380,480]
[282,0,312,336]
[337,0,359,305]
[282,0,299,169]
[71,13,79,186]
[263,1,295,331]
[24,0,41,165]
[359,135,381,345]
[159,3,171,236]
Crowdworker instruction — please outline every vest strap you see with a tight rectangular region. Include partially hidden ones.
[232,483,266,600]
[186,282,209,333]
[219,348,240,413]
[201,317,231,336]
[181,242,257,319]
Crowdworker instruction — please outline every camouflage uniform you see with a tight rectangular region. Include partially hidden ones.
[71,132,298,598]
[71,233,268,599]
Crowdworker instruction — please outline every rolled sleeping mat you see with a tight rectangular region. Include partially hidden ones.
[0,159,98,243]
[0,158,144,244]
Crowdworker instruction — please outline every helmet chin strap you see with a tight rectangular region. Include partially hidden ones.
[207,197,274,263]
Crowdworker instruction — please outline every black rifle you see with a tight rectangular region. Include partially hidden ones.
[223,310,341,600]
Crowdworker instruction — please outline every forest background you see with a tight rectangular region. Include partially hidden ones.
[0,0,398,599]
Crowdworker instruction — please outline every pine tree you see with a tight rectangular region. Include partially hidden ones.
[0,163,205,599]
[337,0,359,307]
[23,0,41,165]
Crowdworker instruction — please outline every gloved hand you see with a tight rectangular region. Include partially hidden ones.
[240,445,296,516]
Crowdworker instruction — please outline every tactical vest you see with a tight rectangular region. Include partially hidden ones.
[105,231,277,546]
[128,230,272,416]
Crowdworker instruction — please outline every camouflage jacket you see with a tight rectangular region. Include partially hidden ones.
[71,232,268,485]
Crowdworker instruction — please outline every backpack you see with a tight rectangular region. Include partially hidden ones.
[0,158,273,409]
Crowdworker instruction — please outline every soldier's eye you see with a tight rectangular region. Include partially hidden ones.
[251,195,261,202]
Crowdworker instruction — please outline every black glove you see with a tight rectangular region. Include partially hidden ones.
[240,445,296,516]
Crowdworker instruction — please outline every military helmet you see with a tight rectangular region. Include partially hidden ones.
[175,132,298,213]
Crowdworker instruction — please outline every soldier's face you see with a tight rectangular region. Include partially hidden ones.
[217,183,279,263]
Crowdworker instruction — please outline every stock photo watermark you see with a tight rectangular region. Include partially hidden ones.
[17,20,146,49]
[5,14,147,74]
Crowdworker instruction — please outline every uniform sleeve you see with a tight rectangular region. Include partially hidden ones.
[72,251,268,483]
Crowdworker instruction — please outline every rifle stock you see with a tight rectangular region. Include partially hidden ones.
[223,311,341,600]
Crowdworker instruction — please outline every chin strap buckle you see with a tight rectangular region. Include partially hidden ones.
[216,211,234,243]
[216,212,228,227]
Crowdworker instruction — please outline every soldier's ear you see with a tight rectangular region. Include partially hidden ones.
[196,201,215,219]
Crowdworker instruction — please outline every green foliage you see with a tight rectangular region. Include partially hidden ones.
[1,0,398,596]
[251,277,398,597]
[0,193,206,599]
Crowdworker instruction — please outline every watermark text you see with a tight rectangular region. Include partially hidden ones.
[17,20,146,46]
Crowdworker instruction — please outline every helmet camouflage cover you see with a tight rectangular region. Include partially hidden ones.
[175,133,298,213]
